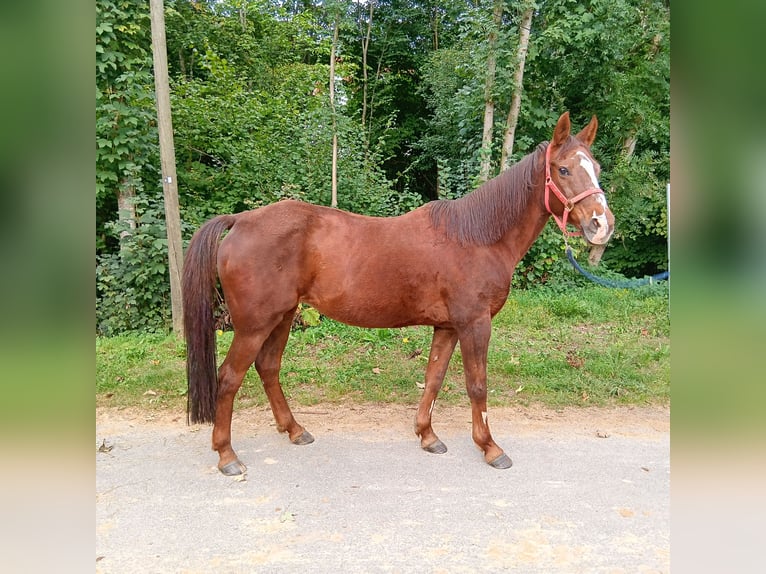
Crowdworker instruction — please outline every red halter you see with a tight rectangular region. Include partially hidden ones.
[544,143,604,237]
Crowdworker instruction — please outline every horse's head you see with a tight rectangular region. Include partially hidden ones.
[544,112,614,245]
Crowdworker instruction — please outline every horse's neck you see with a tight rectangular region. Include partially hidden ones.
[496,185,550,270]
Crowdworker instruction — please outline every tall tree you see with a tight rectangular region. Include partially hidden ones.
[500,3,534,170]
[478,0,504,182]
[329,12,340,208]
[360,1,375,128]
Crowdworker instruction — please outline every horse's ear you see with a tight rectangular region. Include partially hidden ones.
[551,112,571,149]
[575,115,598,147]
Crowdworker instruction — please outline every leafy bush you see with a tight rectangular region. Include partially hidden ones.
[512,222,569,289]
[601,151,669,276]
[96,195,175,335]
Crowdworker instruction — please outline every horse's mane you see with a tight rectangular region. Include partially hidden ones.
[428,142,548,246]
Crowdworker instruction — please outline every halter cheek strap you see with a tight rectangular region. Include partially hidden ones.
[544,143,604,237]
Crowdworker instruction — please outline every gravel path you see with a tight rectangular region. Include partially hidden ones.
[96,404,669,573]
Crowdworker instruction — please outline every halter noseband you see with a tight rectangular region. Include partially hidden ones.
[544,143,604,237]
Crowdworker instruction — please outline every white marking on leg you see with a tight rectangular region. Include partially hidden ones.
[482,411,488,425]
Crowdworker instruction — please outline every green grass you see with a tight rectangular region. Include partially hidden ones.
[96,283,669,412]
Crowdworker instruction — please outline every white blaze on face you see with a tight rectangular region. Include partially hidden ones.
[576,151,607,208]
[575,151,610,242]
[576,151,600,188]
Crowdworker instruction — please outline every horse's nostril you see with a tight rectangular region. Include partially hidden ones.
[591,217,601,229]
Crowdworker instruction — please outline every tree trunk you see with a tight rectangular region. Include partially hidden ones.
[116,177,136,245]
[478,0,504,183]
[329,17,339,208]
[361,2,374,128]
[150,0,184,336]
[500,5,534,171]
[429,4,440,50]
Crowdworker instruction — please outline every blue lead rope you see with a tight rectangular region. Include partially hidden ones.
[565,246,669,289]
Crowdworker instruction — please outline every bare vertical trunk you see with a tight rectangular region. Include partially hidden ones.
[238,6,247,32]
[117,177,136,244]
[478,0,504,183]
[428,3,441,50]
[361,2,374,128]
[150,0,184,336]
[500,6,534,171]
[329,17,339,208]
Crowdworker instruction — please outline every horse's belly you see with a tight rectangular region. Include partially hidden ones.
[303,285,447,329]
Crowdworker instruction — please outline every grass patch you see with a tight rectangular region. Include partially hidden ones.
[96,283,669,411]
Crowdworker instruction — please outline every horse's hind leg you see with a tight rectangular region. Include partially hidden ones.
[213,331,268,475]
[415,327,458,454]
[254,309,314,446]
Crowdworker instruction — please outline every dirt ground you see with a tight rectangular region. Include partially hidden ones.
[96,401,669,439]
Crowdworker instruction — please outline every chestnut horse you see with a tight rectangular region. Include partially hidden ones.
[183,112,614,475]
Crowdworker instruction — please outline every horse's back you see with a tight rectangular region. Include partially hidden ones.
[216,200,453,327]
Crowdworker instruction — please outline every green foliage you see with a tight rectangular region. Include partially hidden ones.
[96,195,175,335]
[512,222,568,289]
[95,0,669,334]
[97,283,669,410]
[96,0,157,201]
[602,150,669,275]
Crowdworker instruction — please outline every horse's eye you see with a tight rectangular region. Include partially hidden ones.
[558,167,570,176]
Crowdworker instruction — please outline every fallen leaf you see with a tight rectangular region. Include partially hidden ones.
[566,350,584,368]
[407,349,423,359]
[596,430,610,438]
[98,439,113,453]
[143,390,157,396]
[372,367,381,374]
[416,381,425,389]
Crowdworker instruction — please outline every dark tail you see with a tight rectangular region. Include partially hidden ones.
[183,214,236,424]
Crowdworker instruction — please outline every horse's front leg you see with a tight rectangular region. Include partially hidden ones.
[458,319,513,469]
[415,326,458,453]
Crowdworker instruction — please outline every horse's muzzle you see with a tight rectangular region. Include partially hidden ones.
[582,209,614,245]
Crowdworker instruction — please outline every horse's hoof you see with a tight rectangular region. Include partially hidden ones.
[422,438,448,454]
[219,459,247,476]
[488,453,513,469]
[292,430,315,445]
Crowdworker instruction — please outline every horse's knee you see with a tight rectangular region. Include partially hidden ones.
[254,358,279,380]
[466,383,487,401]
